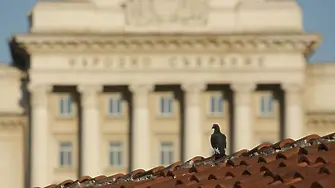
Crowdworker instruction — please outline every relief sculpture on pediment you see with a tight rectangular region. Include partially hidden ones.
[123,0,208,26]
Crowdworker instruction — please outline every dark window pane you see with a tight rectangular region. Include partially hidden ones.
[117,99,121,113]
[218,96,223,113]
[67,97,72,114]
[60,152,64,165]
[168,151,173,164]
[210,97,215,112]
[60,99,64,114]
[160,98,164,113]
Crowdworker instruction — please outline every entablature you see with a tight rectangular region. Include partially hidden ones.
[28,68,306,89]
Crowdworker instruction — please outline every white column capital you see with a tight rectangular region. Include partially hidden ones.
[181,82,206,93]
[77,84,103,94]
[129,83,153,108]
[28,84,52,107]
[231,83,256,93]
[231,83,256,106]
[77,85,102,108]
[129,83,154,94]
[182,83,206,106]
[282,83,303,105]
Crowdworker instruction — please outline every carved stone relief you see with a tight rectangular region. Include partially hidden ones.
[123,0,209,26]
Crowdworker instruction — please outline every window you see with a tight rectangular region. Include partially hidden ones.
[108,96,122,116]
[259,94,274,116]
[209,94,224,116]
[109,142,123,168]
[160,142,174,166]
[159,96,173,116]
[59,95,73,116]
[59,142,73,167]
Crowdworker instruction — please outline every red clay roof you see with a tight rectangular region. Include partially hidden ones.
[44,132,335,188]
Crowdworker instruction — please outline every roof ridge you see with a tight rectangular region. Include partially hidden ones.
[43,132,335,188]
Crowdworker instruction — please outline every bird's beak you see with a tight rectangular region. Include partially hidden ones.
[211,128,215,133]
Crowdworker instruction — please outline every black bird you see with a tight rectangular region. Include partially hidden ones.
[210,123,227,159]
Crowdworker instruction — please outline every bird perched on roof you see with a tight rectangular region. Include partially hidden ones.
[210,123,227,159]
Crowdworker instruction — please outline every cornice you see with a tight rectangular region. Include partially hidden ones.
[0,65,24,79]
[306,113,335,129]
[12,33,321,57]
[0,115,26,129]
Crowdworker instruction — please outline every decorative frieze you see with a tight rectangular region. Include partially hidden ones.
[67,55,265,70]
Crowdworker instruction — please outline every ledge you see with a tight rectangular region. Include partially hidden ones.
[11,33,321,57]
[0,115,26,129]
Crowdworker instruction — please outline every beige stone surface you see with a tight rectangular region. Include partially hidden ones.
[1,0,334,187]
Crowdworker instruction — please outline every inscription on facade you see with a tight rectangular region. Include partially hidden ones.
[68,55,264,70]
[123,0,208,26]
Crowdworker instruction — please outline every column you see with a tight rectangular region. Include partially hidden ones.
[182,83,206,161]
[78,85,102,177]
[29,84,52,188]
[282,83,303,140]
[231,83,256,151]
[129,83,153,170]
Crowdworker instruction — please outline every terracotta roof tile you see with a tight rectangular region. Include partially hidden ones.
[39,132,335,188]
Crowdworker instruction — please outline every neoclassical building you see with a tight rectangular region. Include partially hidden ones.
[1,0,335,188]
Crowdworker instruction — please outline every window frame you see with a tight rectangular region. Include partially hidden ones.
[59,141,73,168]
[107,95,123,117]
[259,94,274,117]
[108,142,123,168]
[58,95,74,117]
[159,142,174,166]
[208,93,224,116]
[158,95,173,117]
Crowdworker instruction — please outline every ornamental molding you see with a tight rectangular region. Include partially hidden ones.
[12,34,320,56]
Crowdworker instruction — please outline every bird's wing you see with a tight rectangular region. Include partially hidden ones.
[224,134,227,148]
[210,134,218,148]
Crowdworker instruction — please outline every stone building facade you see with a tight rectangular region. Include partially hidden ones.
[1,0,335,188]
